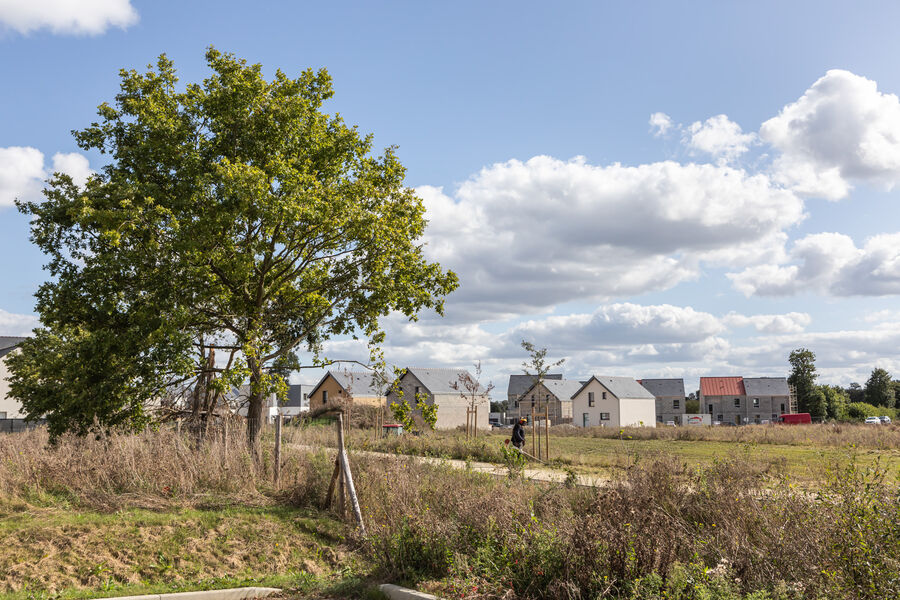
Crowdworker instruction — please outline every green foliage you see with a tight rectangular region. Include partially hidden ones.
[685,399,700,414]
[846,402,898,421]
[417,395,438,431]
[13,48,457,443]
[390,399,415,432]
[788,348,822,418]
[864,367,895,408]
[819,384,849,420]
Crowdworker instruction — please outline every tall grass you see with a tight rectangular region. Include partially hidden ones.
[3,427,899,599]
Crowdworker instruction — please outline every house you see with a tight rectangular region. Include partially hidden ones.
[639,378,686,424]
[308,370,392,409]
[699,376,793,425]
[571,376,656,428]
[282,383,310,419]
[0,337,28,420]
[386,367,489,430]
[507,374,562,403]
[507,377,580,424]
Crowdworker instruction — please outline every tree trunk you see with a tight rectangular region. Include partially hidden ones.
[247,356,264,454]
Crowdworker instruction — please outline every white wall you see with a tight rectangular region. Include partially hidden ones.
[571,379,620,427]
[618,396,656,427]
[0,352,25,419]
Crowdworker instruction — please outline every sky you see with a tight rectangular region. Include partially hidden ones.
[4,1,900,395]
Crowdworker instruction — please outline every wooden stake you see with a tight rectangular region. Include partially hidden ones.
[274,414,283,486]
[325,455,341,507]
[474,405,478,439]
[336,413,366,535]
[531,410,536,457]
[544,406,550,461]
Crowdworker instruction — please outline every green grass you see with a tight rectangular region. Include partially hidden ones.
[0,503,372,599]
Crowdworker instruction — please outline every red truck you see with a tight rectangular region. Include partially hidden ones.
[780,413,812,424]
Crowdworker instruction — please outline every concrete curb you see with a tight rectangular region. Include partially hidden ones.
[379,584,441,600]
[90,587,281,600]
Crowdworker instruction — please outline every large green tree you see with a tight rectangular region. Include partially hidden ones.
[819,384,849,421]
[11,49,457,446]
[788,347,822,418]
[864,368,895,408]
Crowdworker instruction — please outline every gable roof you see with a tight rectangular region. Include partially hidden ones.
[309,370,392,399]
[700,377,746,396]
[743,377,790,396]
[507,373,563,397]
[572,376,656,400]
[405,367,485,395]
[521,378,583,402]
[0,336,27,360]
[639,378,685,398]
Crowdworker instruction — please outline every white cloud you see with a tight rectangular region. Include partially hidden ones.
[420,156,804,321]
[52,152,93,188]
[686,114,756,164]
[728,232,900,297]
[0,0,137,35]
[0,146,93,209]
[761,69,900,200]
[0,309,39,336]
[0,146,44,208]
[722,311,811,333]
[649,112,673,136]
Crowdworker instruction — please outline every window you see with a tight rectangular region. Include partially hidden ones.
[753,397,760,408]
[531,394,535,406]
[514,400,519,408]
[772,414,778,420]
[600,412,611,421]
[733,398,741,407]
[0,412,6,419]
[673,399,680,410]
[546,394,551,403]
[754,414,761,424]
[588,392,595,407]
[657,415,663,422]
[322,390,328,404]
[780,403,786,413]
[602,391,607,400]
[708,404,713,414]
[303,393,308,401]
[717,414,723,422]
[414,386,420,396]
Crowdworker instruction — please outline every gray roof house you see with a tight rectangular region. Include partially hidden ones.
[386,367,489,430]
[507,373,563,401]
[1,337,29,419]
[743,377,790,397]
[571,376,657,428]
[639,378,686,424]
[508,377,582,424]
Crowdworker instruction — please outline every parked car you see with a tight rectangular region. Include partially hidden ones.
[879,415,892,424]
[665,420,676,426]
[864,416,881,425]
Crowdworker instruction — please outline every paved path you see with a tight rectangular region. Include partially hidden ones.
[288,443,608,488]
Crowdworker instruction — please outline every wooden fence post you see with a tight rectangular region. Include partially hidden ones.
[336,412,366,535]
[274,414,283,486]
[474,405,478,439]
[544,406,550,461]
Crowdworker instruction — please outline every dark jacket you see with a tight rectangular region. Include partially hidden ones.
[511,422,526,447]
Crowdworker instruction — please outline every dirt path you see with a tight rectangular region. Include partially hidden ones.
[288,444,608,487]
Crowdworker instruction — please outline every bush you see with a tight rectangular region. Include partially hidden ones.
[846,402,898,421]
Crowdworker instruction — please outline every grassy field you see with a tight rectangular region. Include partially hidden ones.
[288,422,900,484]
[4,424,900,599]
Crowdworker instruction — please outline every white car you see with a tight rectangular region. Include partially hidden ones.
[864,416,881,425]
[880,415,892,425]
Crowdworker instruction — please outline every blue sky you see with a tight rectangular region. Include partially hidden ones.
[4,1,900,393]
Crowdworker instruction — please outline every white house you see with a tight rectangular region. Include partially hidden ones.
[570,375,656,428]
[0,337,27,420]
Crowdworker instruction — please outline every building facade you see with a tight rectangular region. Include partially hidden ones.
[700,376,793,425]
[639,378,686,424]
[308,371,391,409]
[0,337,27,420]
[506,378,580,424]
[386,367,489,430]
[571,376,657,428]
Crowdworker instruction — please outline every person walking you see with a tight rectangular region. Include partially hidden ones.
[511,417,527,450]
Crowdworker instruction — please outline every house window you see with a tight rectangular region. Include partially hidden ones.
[322,390,328,404]
[546,394,551,404]
[600,412,611,421]
[753,397,760,408]
[588,392,595,407]
[602,391,607,400]
[717,414,723,422]
[754,414,761,424]
[514,400,519,408]
[673,399,680,410]
[733,398,741,407]
[531,395,535,406]
[414,386,420,397]
[0,412,6,419]
[780,403,786,413]
[708,404,713,414]
[303,393,308,401]
[657,415,663,422]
